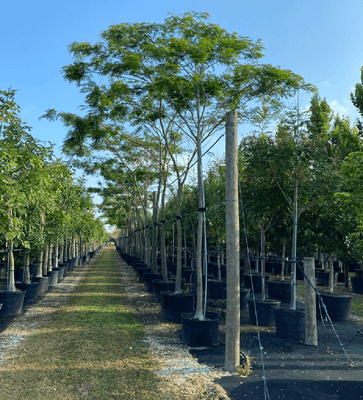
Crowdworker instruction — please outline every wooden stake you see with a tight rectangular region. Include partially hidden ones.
[304,257,318,346]
[225,111,240,372]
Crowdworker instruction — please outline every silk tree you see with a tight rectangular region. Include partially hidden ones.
[44,12,312,320]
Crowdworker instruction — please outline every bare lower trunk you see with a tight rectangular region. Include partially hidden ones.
[37,251,43,277]
[281,237,286,281]
[7,240,16,292]
[24,249,31,284]
[329,253,334,293]
[43,247,49,276]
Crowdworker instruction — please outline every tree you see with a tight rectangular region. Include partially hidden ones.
[350,66,363,136]
[44,12,312,321]
[0,89,53,290]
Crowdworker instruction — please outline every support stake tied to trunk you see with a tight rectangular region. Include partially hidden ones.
[225,111,240,372]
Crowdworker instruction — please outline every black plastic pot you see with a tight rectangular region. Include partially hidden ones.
[135,267,151,283]
[0,290,26,316]
[318,292,352,322]
[142,272,162,293]
[247,298,280,326]
[152,280,177,303]
[244,274,269,294]
[274,308,305,340]
[182,268,194,283]
[18,282,41,304]
[267,280,292,304]
[32,276,50,295]
[29,263,39,277]
[48,269,59,288]
[316,270,329,286]
[351,277,363,294]
[14,269,24,282]
[181,312,220,347]
[160,291,195,323]
[57,266,66,282]
[208,280,226,300]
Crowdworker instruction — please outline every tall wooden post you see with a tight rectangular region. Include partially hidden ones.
[304,257,318,346]
[225,111,240,371]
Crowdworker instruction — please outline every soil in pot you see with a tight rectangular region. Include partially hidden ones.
[181,312,220,347]
[0,290,26,317]
[274,307,305,340]
[318,292,352,322]
[247,298,281,326]
[160,290,196,323]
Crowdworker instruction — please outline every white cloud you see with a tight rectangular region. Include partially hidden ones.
[330,100,349,116]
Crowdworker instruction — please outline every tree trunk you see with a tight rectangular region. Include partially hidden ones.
[281,237,286,281]
[7,240,16,292]
[43,246,49,276]
[194,131,205,320]
[24,249,31,284]
[260,227,266,301]
[174,196,183,294]
[291,181,298,310]
[329,252,334,293]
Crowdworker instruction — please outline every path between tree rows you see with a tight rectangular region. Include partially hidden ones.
[0,244,232,400]
[2,244,362,400]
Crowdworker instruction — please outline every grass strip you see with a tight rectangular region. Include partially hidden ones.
[0,247,162,400]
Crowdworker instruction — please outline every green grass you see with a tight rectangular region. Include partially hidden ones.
[0,247,162,400]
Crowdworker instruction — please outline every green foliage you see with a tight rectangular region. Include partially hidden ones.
[0,89,107,252]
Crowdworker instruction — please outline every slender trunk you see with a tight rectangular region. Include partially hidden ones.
[37,251,43,277]
[48,245,53,272]
[7,240,16,292]
[183,227,187,269]
[24,249,31,284]
[329,252,334,293]
[55,245,59,269]
[59,242,64,265]
[152,191,158,273]
[43,246,49,276]
[217,244,222,282]
[291,181,298,310]
[160,180,168,282]
[260,227,266,301]
[281,237,286,281]
[174,196,183,294]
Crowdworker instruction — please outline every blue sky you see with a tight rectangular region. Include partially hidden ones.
[2,0,363,182]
